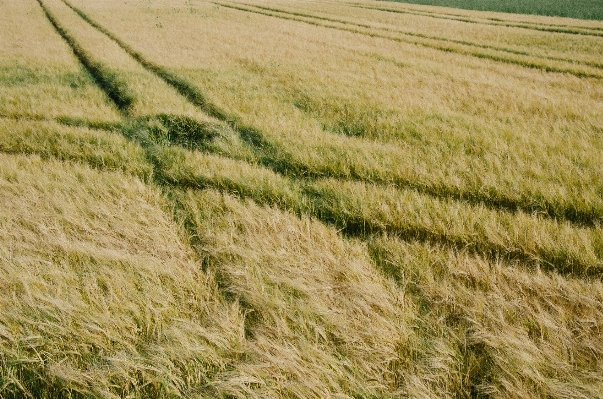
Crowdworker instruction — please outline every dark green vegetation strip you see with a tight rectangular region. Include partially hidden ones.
[5,113,602,278]
[214,2,603,79]
[61,0,603,229]
[0,113,123,131]
[36,0,135,112]
[0,118,151,179]
[105,118,603,279]
[356,3,603,36]
[383,0,603,21]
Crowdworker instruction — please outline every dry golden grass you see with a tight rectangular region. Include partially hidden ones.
[172,189,406,397]
[2,0,603,397]
[0,153,244,398]
[0,154,405,397]
[370,236,603,398]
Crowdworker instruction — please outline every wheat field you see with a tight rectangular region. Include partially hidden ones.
[1,0,603,397]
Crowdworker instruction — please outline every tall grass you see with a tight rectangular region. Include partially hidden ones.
[0,153,245,398]
[369,236,603,397]
[171,189,405,397]
[2,0,603,397]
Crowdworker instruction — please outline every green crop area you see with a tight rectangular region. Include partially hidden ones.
[387,0,603,20]
[1,0,603,397]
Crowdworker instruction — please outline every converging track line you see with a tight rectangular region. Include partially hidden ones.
[54,0,603,231]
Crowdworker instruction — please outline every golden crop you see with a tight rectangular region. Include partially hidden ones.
[1,0,602,397]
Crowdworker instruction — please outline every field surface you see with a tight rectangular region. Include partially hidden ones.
[1,0,603,397]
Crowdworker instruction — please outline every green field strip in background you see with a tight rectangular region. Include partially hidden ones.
[364,0,603,30]
[381,0,603,21]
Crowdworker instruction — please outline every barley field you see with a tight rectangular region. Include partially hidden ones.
[1,0,603,397]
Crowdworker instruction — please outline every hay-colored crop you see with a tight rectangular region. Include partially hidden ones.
[2,0,603,397]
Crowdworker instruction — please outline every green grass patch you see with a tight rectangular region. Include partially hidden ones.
[0,118,152,179]
[387,0,603,20]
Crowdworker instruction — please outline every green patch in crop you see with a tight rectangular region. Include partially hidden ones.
[0,64,90,89]
[144,114,222,148]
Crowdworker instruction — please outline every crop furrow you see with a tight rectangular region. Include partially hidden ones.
[36,0,134,113]
[60,0,234,118]
[215,2,603,79]
[246,3,603,70]
[60,0,603,229]
[0,113,121,132]
[133,132,603,279]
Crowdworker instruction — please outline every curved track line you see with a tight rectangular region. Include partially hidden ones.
[246,3,603,70]
[60,0,603,229]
